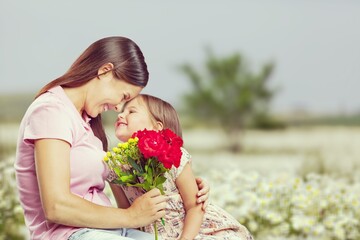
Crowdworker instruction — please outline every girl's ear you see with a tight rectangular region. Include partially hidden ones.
[155,121,164,131]
[98,62,114,76]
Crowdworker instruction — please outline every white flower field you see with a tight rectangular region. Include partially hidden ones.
[1,124,360,239]
[182,127,360,240]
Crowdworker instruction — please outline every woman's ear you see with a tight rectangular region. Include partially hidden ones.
[98,62,114,76]
[155,121,164,131]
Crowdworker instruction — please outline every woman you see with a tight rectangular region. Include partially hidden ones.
[15,36,209,240]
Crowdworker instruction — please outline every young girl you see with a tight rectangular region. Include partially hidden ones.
[111,94,253,240]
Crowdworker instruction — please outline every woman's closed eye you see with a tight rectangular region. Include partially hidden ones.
[123,93,131,102]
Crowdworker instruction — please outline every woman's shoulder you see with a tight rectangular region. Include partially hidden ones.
[22,88,80,133]
[29,88,66,112]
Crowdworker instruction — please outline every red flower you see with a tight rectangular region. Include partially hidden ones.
[158,147,182,168]
[134,129,167,159]
[132,129,183,169]
[162,129,183,147]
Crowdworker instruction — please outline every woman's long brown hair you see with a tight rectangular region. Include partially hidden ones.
[35,36,149,150]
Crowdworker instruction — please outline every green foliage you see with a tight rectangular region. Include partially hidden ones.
[105,137,170,195]
[0,159,26,240]
[288,114,360,127]
[179,49,280,151]
[0,93,34,123]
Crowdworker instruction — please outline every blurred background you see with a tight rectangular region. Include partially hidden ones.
[1,1,360,239]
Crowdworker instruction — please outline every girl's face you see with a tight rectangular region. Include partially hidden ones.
[114,97,161,142]
[85,72,143,118]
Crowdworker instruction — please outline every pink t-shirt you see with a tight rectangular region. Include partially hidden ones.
[15,86,112,240]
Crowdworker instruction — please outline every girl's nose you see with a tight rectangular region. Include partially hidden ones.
[117,111,125,119]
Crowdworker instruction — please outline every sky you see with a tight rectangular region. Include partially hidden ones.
[1,0,360,114]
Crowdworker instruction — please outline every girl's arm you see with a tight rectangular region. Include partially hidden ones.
[110,183,131,208]
[176,163,205,240]
[35,139,166,228]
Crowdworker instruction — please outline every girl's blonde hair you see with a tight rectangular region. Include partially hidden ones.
[138,94,182,138]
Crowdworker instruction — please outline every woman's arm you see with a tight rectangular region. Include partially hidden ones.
[195,177,210,210]
[35,139,166,228]
[176,163,205,240]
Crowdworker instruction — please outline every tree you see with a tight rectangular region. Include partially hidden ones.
[179,49,278,152]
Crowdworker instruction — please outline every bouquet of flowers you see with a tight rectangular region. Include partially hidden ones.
[104,128,183,240]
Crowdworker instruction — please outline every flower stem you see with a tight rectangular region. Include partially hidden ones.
[154,221,158,240]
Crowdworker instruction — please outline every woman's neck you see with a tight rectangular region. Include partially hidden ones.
[63,85,87,115]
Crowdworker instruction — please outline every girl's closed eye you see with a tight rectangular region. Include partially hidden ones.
[128,106,138,114]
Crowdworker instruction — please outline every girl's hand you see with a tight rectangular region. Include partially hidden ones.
[195,177,210,210]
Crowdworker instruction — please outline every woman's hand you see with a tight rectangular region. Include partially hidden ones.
[195,177,210,210]
[128,188,167,227]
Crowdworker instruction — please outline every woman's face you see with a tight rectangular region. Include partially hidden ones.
[85,73,143,118]
[114,97,161,142]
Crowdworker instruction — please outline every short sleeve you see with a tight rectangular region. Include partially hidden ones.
[23,97,73,145]
[173,148,192,179]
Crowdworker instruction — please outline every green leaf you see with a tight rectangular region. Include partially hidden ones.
[155,176,167,187]
[127,157,143,173]
[127,183,146,189]
[114,168,122,176]
[113,179,126,185]
[156,185,165,195]
[147,167,153,184]
[143,181,152,192]
[120,175,136,183]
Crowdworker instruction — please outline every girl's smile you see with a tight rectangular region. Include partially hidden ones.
[114,97,161,142]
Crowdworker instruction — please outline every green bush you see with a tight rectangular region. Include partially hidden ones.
[0,158,26,240]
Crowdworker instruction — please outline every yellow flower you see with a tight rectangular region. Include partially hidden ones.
[103,156,109,162]
[122,142,129,149]
[131,137,139,143]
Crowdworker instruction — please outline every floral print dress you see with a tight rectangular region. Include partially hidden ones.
[121,148,254,240]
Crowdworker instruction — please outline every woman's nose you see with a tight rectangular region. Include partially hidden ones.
[113,103,124,113]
